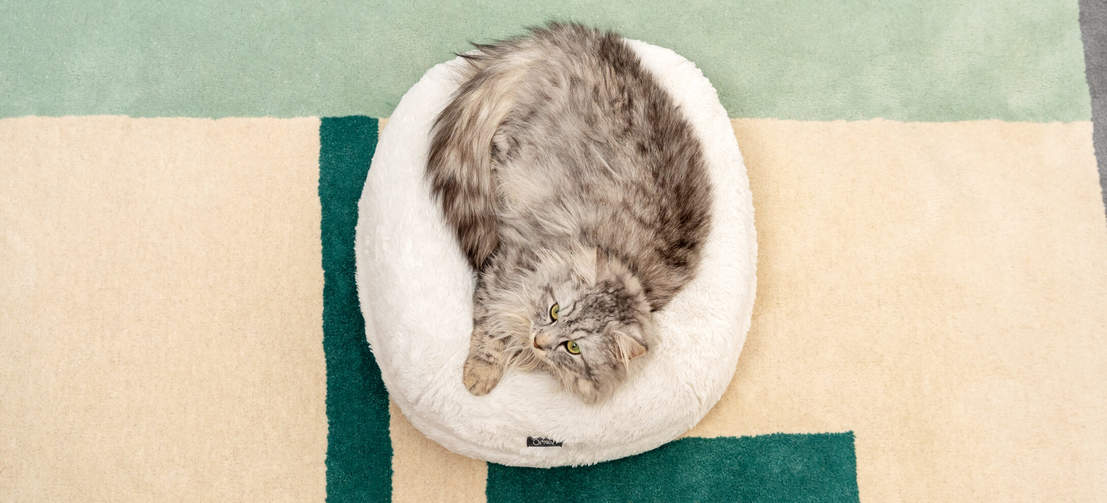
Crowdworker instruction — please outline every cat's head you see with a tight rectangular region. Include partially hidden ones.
[524,246,654,403]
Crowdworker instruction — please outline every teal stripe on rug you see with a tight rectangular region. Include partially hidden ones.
[0,1,1089,121]
[320,116,391,502]
[487,433,860,503]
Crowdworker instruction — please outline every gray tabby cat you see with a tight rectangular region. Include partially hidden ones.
[427,22,711,403]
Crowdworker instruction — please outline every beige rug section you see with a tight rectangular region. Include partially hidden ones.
[0,117,327,501]
[389,402,487,502]
[387,119,1107,502]
[707,119,1107,502]
[2,117,1104,501]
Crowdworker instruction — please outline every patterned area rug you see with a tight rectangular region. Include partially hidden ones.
[2,2,1105,501]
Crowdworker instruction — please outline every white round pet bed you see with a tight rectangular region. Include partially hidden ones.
[355,40,757,467]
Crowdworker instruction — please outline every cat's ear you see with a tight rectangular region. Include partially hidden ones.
[614,328,648,360]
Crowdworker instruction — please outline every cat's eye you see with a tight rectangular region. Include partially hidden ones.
[549,302,559,322]
[565,340,581,355]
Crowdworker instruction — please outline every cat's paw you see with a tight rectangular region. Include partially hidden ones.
[462,357,503,396]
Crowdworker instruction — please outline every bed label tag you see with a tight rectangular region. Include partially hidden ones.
[526,436,563,447]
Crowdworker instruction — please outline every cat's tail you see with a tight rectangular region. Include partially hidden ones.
[427,38,541,270]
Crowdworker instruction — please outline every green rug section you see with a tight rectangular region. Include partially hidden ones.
[1,1,1088,121]
[487,433,859,503]
[319,116,391,502]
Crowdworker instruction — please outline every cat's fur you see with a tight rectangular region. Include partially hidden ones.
[427,22,711,403]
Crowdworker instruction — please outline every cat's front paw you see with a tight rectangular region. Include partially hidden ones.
[462,357,503,396]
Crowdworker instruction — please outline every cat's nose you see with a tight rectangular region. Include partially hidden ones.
[533,333,555,349]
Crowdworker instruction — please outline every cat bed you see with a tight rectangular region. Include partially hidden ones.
[355,39,756,467]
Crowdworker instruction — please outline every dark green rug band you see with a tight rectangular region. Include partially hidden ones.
[487,433,859,503]
[320,116,391,502]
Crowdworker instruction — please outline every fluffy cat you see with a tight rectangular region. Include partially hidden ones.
[427,22,711,403]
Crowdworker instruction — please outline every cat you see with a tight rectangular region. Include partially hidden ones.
[427,22,711,403]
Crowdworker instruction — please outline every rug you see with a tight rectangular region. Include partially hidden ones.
[2,2,1105,501]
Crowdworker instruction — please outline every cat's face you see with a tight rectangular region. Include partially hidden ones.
[526,248,653,403]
